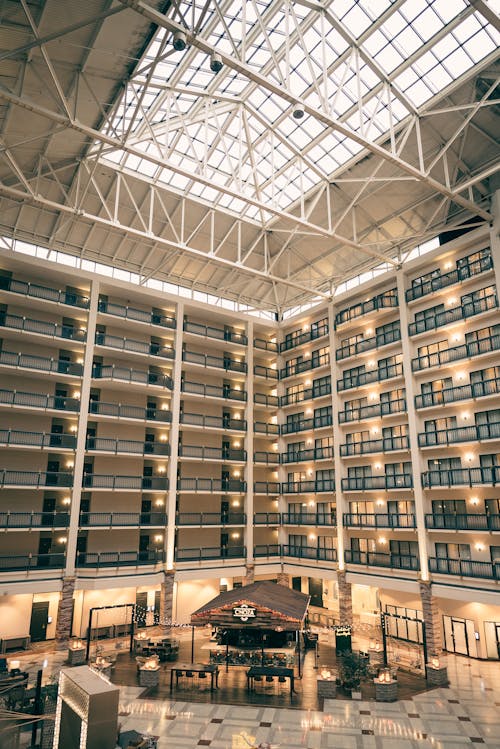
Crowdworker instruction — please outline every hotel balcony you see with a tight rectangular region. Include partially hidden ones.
[0,313,86,343]
[335,289,398,328]
[88,400,172,423]
[176,512,246,526]
[182,379,247,402]
[342,474,413,491]
[428,556,499,580]
[254,481,280,495]
[0,275,89,308]
[0,470,73,488]
[414,377,500,409]
[281,479,335,494]
[425,513,500,531]
[178,445,246,462]
[254,421,279,435]
[336,327,401,361]
[340,434,409,456]
[180,412,246,431]
[421,466,500,488]
[253,451,280,465]
[82,475,168,490]
[254,392,279,407]
[0,389,81,414]
[281,445,334,464]
[76,550,166,568]
[281,413,333,435]
[339,397,406,423]
[279,322,329,352]
[254,544,281,558]
[85,437,170,457]
[279,381,331,407]
[176,478,246,493]
[95,332,174,360]
[280,353,330,379]
[98,299,175,329]
[253,364,278,380]
[92,364,173,389]
[182,350,247,373]
[79,512,167,528]
[282,512,336,526]
[0,511,70,529]
[411,333,500,372]
[0,430,77,450]
[0,553,66,572]
[282,544,337,563]
[338,362,403,391]
[183,319,247,345]
[175,546,246,562]
[408,293,497,337]
[0,350,83,377]
[253,513,280,525]
[344,512,416,528]
[418,421,500,448]
[345,550,419,570]
[405,254,493,302]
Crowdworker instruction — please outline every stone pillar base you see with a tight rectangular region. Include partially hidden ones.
[317,678,336,698]
[419,580,442,656]
[337,570,353,628]
[55,577,76,650]
[139,668,160,688]
[374,679,398,702]
[426,665,449,687]
[244,563,255,585]
[160,571,175,626]
[276,572,289,587]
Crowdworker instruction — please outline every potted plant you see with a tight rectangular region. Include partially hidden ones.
[338,652,367,699]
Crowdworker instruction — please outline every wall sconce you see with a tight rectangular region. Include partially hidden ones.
[376,499,385,507]
[465,453,474,463]
[62,497,71,506]
[461,412,469,421]
[157,466,165,474]
[155,499,164,507]
[306,438,313,446]
[58,536,67,544]
[452,332,462,342]
[309,500,315,507]
[469,497,479,505]
[234,413,241,420]
[307,469,313,477]
[369,392,378,401]
[378,537,387,545]
[303,324,310,331]
[173,30,187,51]
[73,392,81,399]
[154,535,163,543]
[233,470,240,477]
[161,403,169,410]
[232,499,240,507]
[475,543,484,552]
[306,408,313,415]
[159,434,167,441]
[231,532,240,539]
[66,461,74,469]
[233,440,240,448]
[367,359,376,368]
[371,426,379,434]
[365,328,373,336]
[305,379,311,387]
[70,425,78,433]
[374,462,382,470]
[446,297,457,306]
[308,533,316,541]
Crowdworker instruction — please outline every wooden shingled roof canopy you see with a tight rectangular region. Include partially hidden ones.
[190,581,310,631]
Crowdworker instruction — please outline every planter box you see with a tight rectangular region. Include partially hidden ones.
[67,647,86,666]
[317,677,336,698]
[139,667,160,688]
[426,665,448,687]
[374,678,398,702]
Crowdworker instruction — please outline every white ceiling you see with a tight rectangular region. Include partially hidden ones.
[0,0,498,315]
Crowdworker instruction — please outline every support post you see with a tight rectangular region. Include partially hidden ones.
[55,576,76,650]
[160,571,175,626]
[419,580,443,657]
[337,570,353,627]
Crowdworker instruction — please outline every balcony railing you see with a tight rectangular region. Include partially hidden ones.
[0,350,83,377]
[175,546,246,562]
[254,338,278,352]
[254,544,281,557]
[281,479,335,493]
[429,556,499,580]
[282,512,336,526]
[177,478,246,492]
[336,327,401,361]
[281,445,334,464]
[340,435,409,456]
[253,364,278,380]
[98,300,175,328]
[178,445,246,461]
[282,544,337,562]
[253,481,280,494]
[338,363,403,391]
[0,511,70,529]
[183,320,247,345]
[345,550,419,570]
[409,294,497,336]
[425,513,500,531]
[418,421,500,448]
[279,381,332,406]
[339,397,406,423]
[80,512,167,527]
[281,413,332,434]
[176,512,246,525]
[415,377,500,409]
[342,474,413,491]
[254,421,279,435]
[0,553,66,572]
[411,334,500,372]
[182,350,247,373]
[254,512,280,524]
[182,379,246,402]
[405,255,493,302]
[344,512,416,528]
[0,275,89,308]
[253,451,280,464]
[0,470,73,488]
[280,353,330,379]
[335,289,398,327]
[92,364,173,389]
[89,400,172,422]
[0,430,77,449]
[421,466,500,487]
[95,333,174,359]
[0,389,81,413]
[254,392,279,407]
[279,323,329,352]
[86,437,170,455]
[180,412,246,431]
[83,475,168,490]
[76,550,166,568]
[0,312,86,341]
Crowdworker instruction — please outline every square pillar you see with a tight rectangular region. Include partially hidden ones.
[276,572,289,587]
[244,563,255,585]
[337,571,353,627]
[160,571,175,625]
[419,580,442,656]
[55,577,76,650]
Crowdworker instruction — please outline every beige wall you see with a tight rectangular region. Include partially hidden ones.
[174,578,221,623]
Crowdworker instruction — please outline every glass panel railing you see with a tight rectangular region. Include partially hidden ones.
[95,333,174,359]
[335,290,398,327]
[180,412,246,430]
[341,474,412,490]
[182,380,247,401]
[178,445,246,461]
[176,512,246,525]
[282,512,336,526]
[418,421,500,447]
[86,437,170,455]
[279,381,331,406]
[282,544,337,562]
[253,364,278,379]
[183,320,247,345]
[182,350,247,373]
[424,513,499,531]
[280,354,330,378]
[345,550,419,570]
[177,478,246,492]
[281,445,334,463]
[253,513,281,524]
[254,392,279,407]
[0,553,66,571]
[340,435,409,456]
[254,544,281,557]
[281,479,335,493]
[253,451,280,464]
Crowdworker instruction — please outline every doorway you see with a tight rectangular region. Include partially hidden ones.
[443,615,478,657]
[30,601,49,642]
[136,592,148,628]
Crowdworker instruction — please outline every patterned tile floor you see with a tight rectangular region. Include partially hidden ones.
[12,645,500,748]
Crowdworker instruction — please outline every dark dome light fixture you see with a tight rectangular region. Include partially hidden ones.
[292,106,304,120]
[210,52,223,73]
[172,30,187,51]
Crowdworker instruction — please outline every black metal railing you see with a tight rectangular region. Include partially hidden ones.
[345,550,419,570]
[340,435,409,456]
[282,512,336,526]
[254,544,281,557]
[98,299,175,328]
[418,421,500,447]
[279,381,331,406]
[0,553,66,571]
[335,290,398,327]
[80,512,166,527]
[86,437,170,455]
[280,413,332,434]
[180,412,246,431]
[336,327,401,360]
[428,556,499,580]
[0,512,70,529]
[425,513,500,531]
[92,364,173,389]
[281,445,334,463]
[254,481,280,494]
[175,546,246,562]
[179,445,246,461]
[281,479,335,493]
[421,466,500,487]
[254,392,279,407]
[76,550,165,568]
[342,474,413,490]
[182,379,247,401]
[339,397,406,423]
[253,513,281,525]
[411,334,500,372]
[343,512,415,528]
[182,350,247,373]
[176,512,246,525]
[254,422,280,435]
[253,451,280,464]
[282,544,337,562]
[0,430,77,449]
[0,470,73,487]
[95,333,174,359]
[415,377,500,408]
[405,255,493,302]
[0,389,81,413]
[338,363,403,391]
[279,323,329,352]
[177,478,246,492]
[409,294,497,336]
[183,320,247,345]
[0,350,83,377]
[0,275,89,307]
[0,312,86,341]
[254,338,278,352]
[88,400,172,422]
[83,475,168,490]
[280,353,330,379]
[253,364,279,380]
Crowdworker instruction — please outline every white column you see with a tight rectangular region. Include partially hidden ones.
[490,189,500,291]
[328,303,347,570]
[396,270,430,580]
[245,321,254,563]
[165,301,184,570]
[64,279,99,576]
